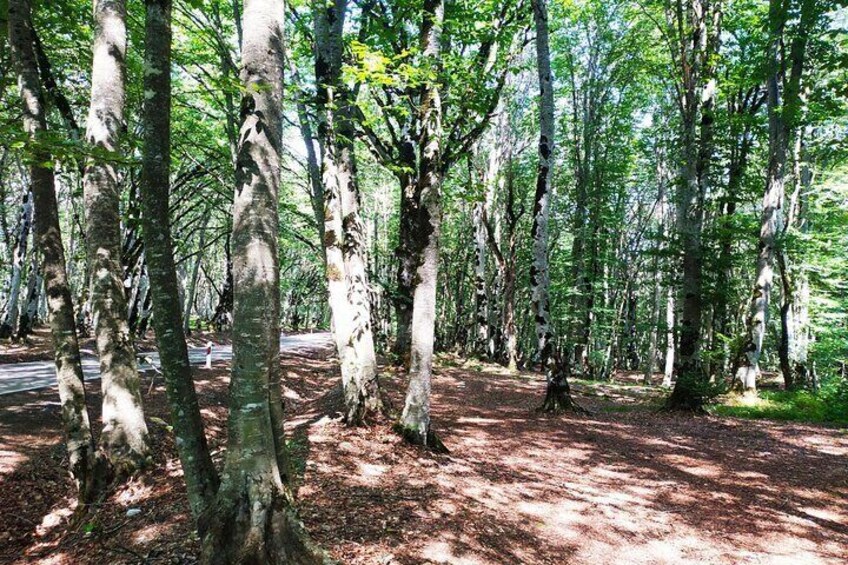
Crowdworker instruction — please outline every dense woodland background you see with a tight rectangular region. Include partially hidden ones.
[0,0,847,562]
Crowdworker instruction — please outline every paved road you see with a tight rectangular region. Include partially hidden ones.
[0,332,333,396]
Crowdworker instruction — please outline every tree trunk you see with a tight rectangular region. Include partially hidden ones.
[17,249,42,339]
[398,0,446,449]
[139,0,219,527]
[778,139,812,389]
[183,209,210,335]
[83,0,149,471]
[667,0,719,410]
[530,0,555,371]
[663,287,675,387]
[339,109,384,421]
[643,259,661,385]
[313,0,383,424]
[392,171,416,361]
[711,88,761,376]
[211,234,234,330]
[532,0,575,412]
[8,0,97,498]
[472,199,489,355]
[201,2,325,561]
[734,0,814,395]
[0,190,33,339]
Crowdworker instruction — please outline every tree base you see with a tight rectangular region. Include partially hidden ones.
[538,361,589,414]
[393,422,449,454]
[344,382,394,427]
[664,394,707,413]
[539,386,589,414]
[201,481,330,565]
[664,383,708,413]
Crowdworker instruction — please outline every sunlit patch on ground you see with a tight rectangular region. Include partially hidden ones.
[1,344,846,563]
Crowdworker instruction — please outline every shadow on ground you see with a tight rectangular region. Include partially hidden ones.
[1,347,846,564]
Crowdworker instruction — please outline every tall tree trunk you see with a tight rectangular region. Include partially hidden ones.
[83,0,149,470]
[338,109,384,420]
[530,0,554,371]
[472,199,489,355]
[778,139,812,389]
[667,0,719,410]
[201,1,324,561]
[398,0,446,448]
[313,0,383,424]
[644,152,669,385]
[0,190,33,338]
[8,0,96,498]
[481,160,519,373]
[734,91,785,393]
[643,259,661,385]
[532,0,575,411]
[139,0,219,527]
[711,88,761,376]
[392,168,416,361]
[734,0,814,395]
[663,288,676,387]
[183,209,210,335]
[502,226,518,372]
[17,248,42,339]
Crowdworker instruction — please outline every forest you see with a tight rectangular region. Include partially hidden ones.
[0,0,846,563]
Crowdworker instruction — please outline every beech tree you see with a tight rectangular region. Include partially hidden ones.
[83,0,150,471]
[735,0,819,394]
[8,0,96,499]
[663,0,722,411]
[138,0,219,523]
[1,0,848,559]
[200,1,324,561]
[313,0,384,424]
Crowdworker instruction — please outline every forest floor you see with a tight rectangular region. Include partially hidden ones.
[1,340,847,564]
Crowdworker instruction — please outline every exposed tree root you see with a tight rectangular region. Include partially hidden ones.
[393,422,450,454]
[201,478,331,565]
[538,358,591,415]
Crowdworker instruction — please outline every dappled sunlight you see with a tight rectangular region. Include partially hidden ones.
[35,503,75,538]
[2,342,845,563]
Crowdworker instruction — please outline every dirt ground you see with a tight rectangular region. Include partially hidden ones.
[1,344,846,564]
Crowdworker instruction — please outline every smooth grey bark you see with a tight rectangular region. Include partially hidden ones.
[482,156,521,373]
[201,1,325,561]
[778,139,812,389]
[8,0,96,498]
[139,0,219,527]
[183,209,210,335]
[530,0,555,371]
[313,0,383,424]
[472,198,489,355]
[735,0,815,394]
[18,249,42,339]
[83,0,150,470]
[531,0,575,411]
[0,190,33,338]
[398,0,446,449]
